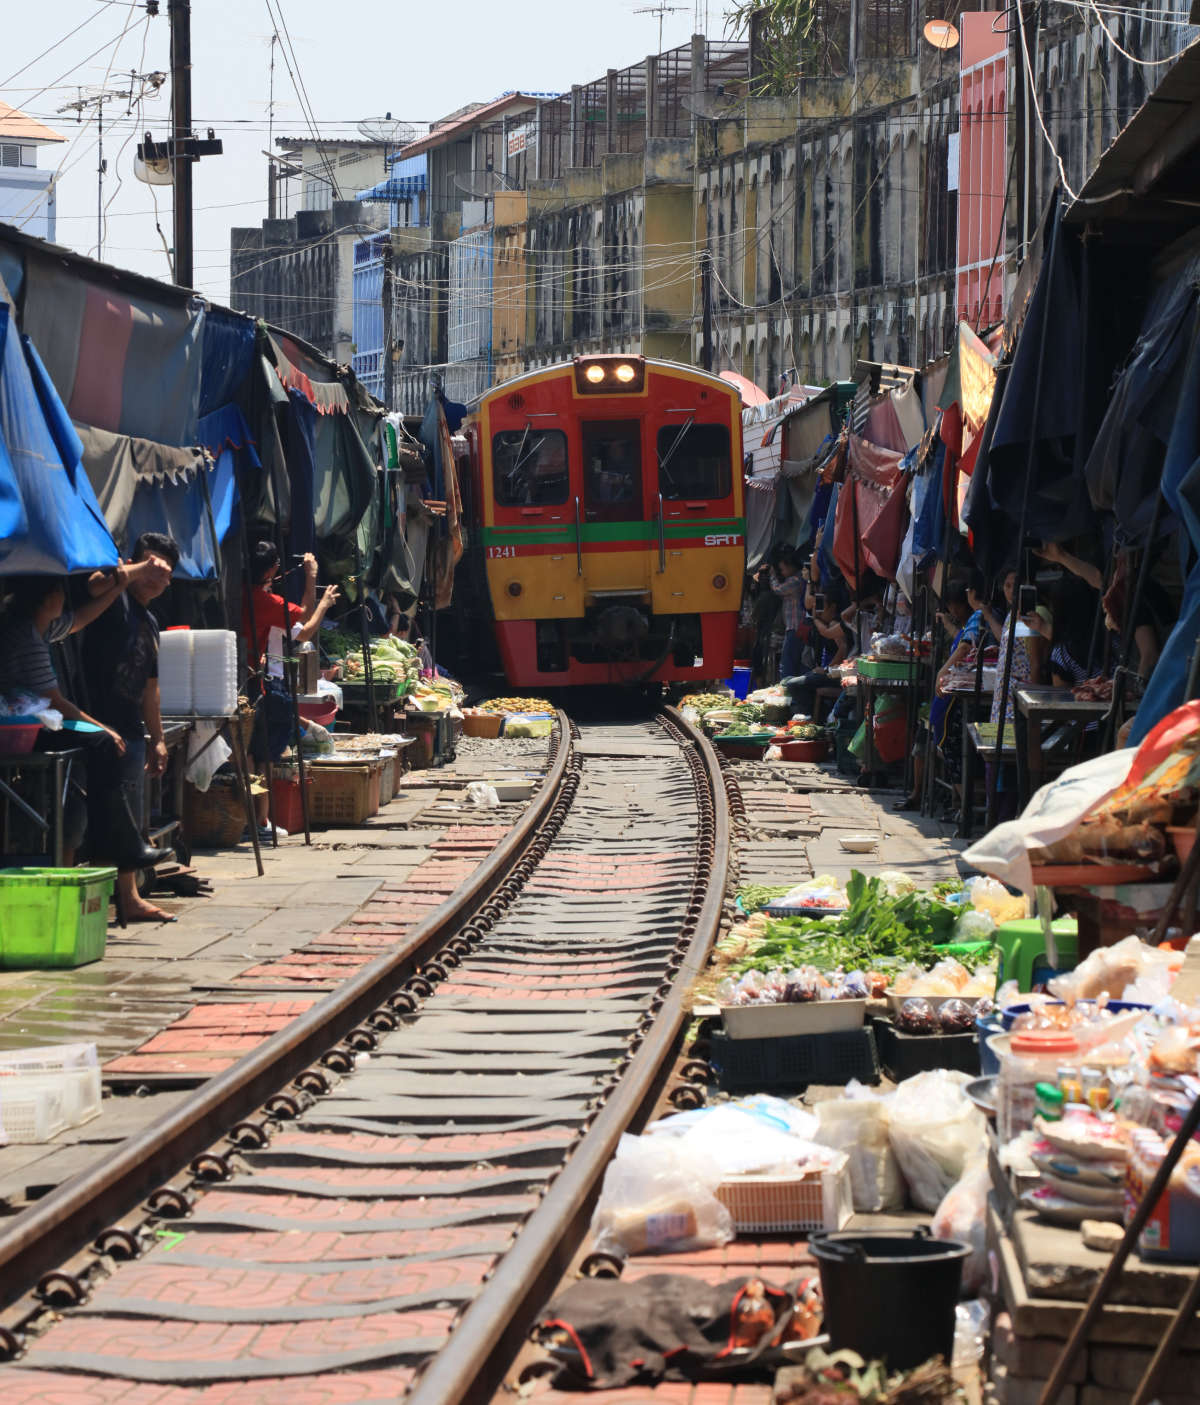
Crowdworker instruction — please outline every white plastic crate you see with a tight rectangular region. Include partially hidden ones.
[0,1044,101,1135]
[0,1077,69,1144]
[715,1153,853,1234]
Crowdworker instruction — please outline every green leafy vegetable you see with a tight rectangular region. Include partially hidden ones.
[736,884,794,913]
[733,872,959,975]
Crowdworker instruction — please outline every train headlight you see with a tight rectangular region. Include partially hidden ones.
[585,364,606,384]
[712,574,728,590]
[507,581,523,597]
[614,363,636,383]
[574,355,645,393]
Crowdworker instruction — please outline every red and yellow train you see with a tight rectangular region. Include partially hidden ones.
[462,355,745,687]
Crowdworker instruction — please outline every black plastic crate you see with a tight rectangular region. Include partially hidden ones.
[873,1016,980,1083]
[709,1027,880,1091]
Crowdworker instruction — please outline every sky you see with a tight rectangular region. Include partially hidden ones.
[4,0,738,305]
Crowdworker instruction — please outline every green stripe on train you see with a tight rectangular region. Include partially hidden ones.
[481,518,745,547]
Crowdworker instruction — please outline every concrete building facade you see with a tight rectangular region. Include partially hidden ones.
[0,102,65,243]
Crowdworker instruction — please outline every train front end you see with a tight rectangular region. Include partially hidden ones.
[468,356,745,687]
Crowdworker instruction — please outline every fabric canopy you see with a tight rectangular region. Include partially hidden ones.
[19,252,203,447]
[77,423,209,539]
[0,305,117,574]
[832,435,906,587]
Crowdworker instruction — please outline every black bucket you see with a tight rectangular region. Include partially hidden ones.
[809,1227,969,1372]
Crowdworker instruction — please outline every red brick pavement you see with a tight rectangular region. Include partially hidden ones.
[192,1190,538,1224]
[88,1256,491,1310]
[21,1308,455,1365]
[149,1223,513,1265]
[0,1367,415,1404]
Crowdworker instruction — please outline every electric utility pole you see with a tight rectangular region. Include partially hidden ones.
[169,0,194,287]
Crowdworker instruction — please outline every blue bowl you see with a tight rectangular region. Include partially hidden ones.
[976,1015,1005,1076]
[998,999,1151,1032]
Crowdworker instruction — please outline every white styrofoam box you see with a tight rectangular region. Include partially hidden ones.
[158,631,194,714]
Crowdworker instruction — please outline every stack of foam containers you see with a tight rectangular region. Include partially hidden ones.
[156,629,237,716]
[190,630,238,717]
[157,630,194,715]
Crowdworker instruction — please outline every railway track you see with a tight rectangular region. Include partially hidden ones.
[0,709,729,1404]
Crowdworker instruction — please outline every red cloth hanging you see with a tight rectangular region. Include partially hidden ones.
[832,436,905,588]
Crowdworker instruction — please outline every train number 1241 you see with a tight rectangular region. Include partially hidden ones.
[488,545,517,559]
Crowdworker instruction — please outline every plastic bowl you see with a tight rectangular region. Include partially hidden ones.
[999,998,1151,1032]
[838,834,879,853]
[0,719,41,756]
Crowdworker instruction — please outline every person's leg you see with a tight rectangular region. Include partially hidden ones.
[779,629,803,681]
[115,738,173,922]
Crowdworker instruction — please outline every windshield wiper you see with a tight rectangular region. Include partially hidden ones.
[657,416,694,495]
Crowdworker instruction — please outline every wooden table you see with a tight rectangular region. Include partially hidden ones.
[1014,686,1111,806]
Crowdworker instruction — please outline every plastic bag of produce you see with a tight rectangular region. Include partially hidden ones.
[888,1070,988,1212]
[933,1158,991,1294]
[591,1133,733,1258]
[814,1083,904,1212]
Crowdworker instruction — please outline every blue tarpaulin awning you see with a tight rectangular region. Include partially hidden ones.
[356,153,427,204]
[0,303,118,575]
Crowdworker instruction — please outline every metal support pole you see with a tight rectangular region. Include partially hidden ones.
[990,203,1062,827]
[701,251,714,372]
[168,0,194,288]
[382,239,395,412]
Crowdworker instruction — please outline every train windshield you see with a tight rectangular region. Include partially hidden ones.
[582,420,643,521]
[656,423,732,500]
[492,427,569,506]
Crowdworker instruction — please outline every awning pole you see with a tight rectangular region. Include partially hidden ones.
[990,198,1063,827]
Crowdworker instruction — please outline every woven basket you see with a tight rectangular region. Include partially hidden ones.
[183,779,247,848]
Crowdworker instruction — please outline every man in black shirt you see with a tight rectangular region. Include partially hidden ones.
[83,532,179,921]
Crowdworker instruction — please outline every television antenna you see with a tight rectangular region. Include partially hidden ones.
[59,71,164,259]
[633,2,687,53]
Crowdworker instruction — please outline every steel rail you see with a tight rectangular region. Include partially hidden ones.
[0,715,573,1317]
[407,705,730,1405]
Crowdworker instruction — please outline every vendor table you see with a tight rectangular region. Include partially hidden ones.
[0,748,83,867]
[1014,686,1111,806]
[163,713,264,877]
[960,720,1017,838]
[857,672,924,780]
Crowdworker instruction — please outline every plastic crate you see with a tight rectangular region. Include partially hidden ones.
[716,1155,853,1234]
[709,1028,880,1092]
[0,1076,69,1143]
[307,764,376,826]
[0,868,116,969]
[0,1043,101,1128]
[855,657,922,681]
[873,1017,980,1082]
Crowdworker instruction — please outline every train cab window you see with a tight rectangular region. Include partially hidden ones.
[582,420,643,521]
[493,428,569,506]
[656,423,732,500]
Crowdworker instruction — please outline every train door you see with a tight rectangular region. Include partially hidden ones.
[650,417,743,623]
[580,419,652,593]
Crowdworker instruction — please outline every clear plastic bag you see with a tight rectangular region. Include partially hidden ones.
[814,1085,904,1212]
[591,1133,733,1258]
[465,782,500,809]
[933,1159,990,1294]
[888,1070,989,1212]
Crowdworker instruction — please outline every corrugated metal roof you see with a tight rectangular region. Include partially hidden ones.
[398,94,543,160]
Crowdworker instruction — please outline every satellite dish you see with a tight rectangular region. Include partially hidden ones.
[135,154,172,185]
[453,168,511,199]
[923,18,960,49]
[357,114,417,146]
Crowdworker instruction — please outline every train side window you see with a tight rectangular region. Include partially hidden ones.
[582,420,643,520]
[656,423,732,500]
[492,428,569,506]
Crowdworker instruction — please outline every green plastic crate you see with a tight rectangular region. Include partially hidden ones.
[0,868,116,969]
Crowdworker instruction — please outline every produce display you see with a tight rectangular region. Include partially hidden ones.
[678,690,734,713]
[735,884,794,913]
[478,696,557,715]
[777,720,829,741]
[343,636,421,689]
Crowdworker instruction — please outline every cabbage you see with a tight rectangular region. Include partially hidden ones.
[878,870,917,897]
